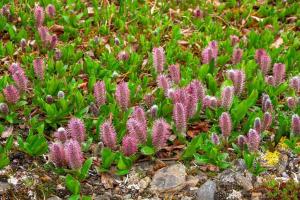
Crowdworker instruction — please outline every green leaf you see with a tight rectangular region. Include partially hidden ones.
[0,153,10,169]
[65,174,80,195]
[141,146,155,156]
[232,90,258,124]
[79,158,93,180]
[194,153,209,164]
[5,135,13,151]
[100,148,116,170]
[181,135,203,160]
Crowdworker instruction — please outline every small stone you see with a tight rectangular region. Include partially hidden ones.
[196,180,216,200]
[218,169,235,184]
[227,189,242,200]
[186,175,199,187]
[235,172,253,191]
[150,163,186,193]
[181,196,193,200]
[235,159,247,171]
[251,192,262,200]
[47,196,62,200]
[138,176,151,192]
[0,182,10,194]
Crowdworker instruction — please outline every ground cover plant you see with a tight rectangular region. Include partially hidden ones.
[0,0,299,199]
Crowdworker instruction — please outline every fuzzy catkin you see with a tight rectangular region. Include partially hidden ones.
[152,118,170,149]
[67,118,86,143]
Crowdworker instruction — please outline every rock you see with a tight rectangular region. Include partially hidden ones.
[235,159,247,171]
[47,196,62,200]
[218,169,235,184]
[0,182,10,194]
[138,176,151,192]
[196,180,216,200]
[181,196,193,200]
[235,172,253,191]
[150,163,186,193]
[277,154,288,174]
[227,189,242,200]
[251,192,262,200]
[186,175,199,187]
[94,192,112,200]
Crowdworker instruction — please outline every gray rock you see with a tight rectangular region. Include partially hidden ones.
[235,172,253,191]
[235,159,247,171]
[150,163,186,193]
[196,180,216,200]
[0,182,10,194]
[218,169,235,184]
[47,196,62,200]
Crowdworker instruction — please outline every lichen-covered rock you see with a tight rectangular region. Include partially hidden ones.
[150,163,186,193]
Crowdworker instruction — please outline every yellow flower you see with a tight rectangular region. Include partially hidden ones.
[263,150,280,166]
[277,137,288,151]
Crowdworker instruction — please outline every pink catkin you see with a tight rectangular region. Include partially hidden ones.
[173,103,187,133]
[289,76,300,92]
[189,79,205,102]
[12,70,28,92]
[169,64,181,84]
[153,47,165,73]
[33,58,45,80]
[185,93,198,119]
[201,47,213,64]
[100,121,117,149]
[262,112,272,131]
[227,70,245,95]
[253,117,262,134]
[237,135,247,147]
[209,41,218,58]
[255,49,271,75]
[117,51,129,61]
[219,112,232,138]
[64,139,83,169]
[152,118,170,149]
[49,142,66,167]
[50,35,57,49]
[34,5,45,27]
[247,129,260,151]
[230,35,240,46]
[260,54,271,75]
[273,63,286,85]
[232,48,243,64]
[265,75,275,86]
[38,26,50,44]
[221,86,234,110]
[94,81,106,107]
[9,63,24,75]
[287,97,297,110]
[46,4,55,17]
[262,94,273,112]
[127,118,147,144]
[171,88,187,104]
[211,133,220,145]
[157,74,170,95]
[3,85,20,104]
[292,114,300,135]
[67,118,86,143]
[115,81,130,110]
[54,127,68,142]
[149,105,158,118]
[132,106,147,131]
[122,135,138,156]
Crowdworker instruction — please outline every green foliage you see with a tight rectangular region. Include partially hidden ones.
[243,152,265,176]
[18,131,48,157]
